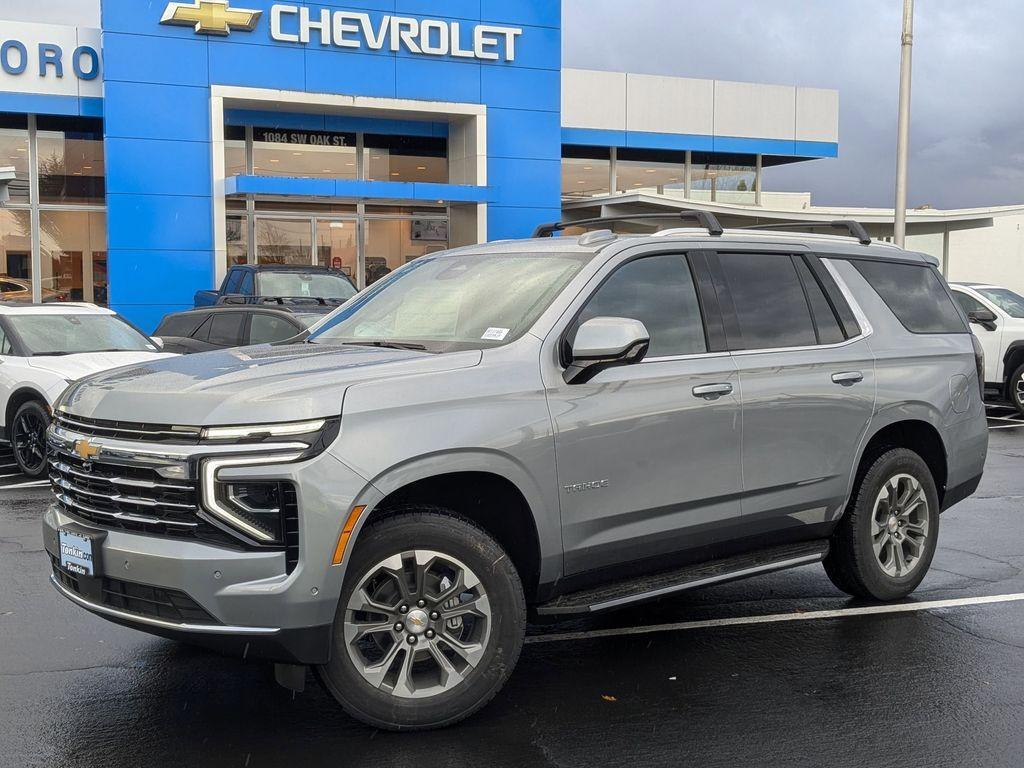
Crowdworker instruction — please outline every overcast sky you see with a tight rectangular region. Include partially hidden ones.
[3,0,1019,209]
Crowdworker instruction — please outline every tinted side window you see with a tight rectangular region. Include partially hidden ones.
[207,312,246,346]
[853,260,966,333]
[717,252,817,350]
[952,290,986,314]
[156,313,206,337]
[794,257,845,345]
[223,269,244,294]
[240,271,255,296]
[249,313,298,344]
[576,253,707,358]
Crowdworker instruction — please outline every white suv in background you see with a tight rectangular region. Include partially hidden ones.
[951,283,1024,414]
[0,304,175,477]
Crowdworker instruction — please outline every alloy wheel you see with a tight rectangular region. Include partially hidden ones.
[13,410,47,475]
[871,473,929,578]
[344,549,491,699]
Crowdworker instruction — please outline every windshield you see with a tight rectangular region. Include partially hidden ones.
[308,252,590,352]
[977,287,1024,319]
[257,272,356,300]
[7,314,156,356]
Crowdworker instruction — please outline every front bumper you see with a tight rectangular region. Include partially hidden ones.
[42,423,382,665]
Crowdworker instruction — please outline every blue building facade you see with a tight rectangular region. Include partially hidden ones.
[0,1,838,331]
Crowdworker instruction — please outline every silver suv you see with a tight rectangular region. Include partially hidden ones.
[43,213,988,730]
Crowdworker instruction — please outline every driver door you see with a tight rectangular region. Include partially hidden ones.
[952,288,1002,383]
[546,249,743,576]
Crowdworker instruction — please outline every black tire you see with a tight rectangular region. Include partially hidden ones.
[10,400,50,478]
[316,508,526,731]
[1008,363,1024,416]
[824,447,940,601]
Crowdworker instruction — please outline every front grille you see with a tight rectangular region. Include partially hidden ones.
[53,412,202,444]
[48,442,237,546]
[51,558,218,625]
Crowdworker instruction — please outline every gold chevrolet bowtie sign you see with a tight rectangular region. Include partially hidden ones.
[73,439,101,461]
[161,0,262,36]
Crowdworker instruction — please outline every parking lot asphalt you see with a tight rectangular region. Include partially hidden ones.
[1,408,1023,768]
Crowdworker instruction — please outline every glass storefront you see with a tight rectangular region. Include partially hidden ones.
[231,202,448,289]
[691,152,756,200]
[364,135,447,183]
[0,115,107,303]
[253,127,358,179]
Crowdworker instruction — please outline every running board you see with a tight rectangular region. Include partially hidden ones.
[535,541,830,616]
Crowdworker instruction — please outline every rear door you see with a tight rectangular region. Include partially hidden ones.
[710,249,876,536]
[547,247,744,575]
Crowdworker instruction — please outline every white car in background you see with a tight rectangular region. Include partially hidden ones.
[950,282,1024,414]
[0,304,175,477]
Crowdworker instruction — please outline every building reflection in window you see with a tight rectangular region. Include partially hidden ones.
[615,149,685,194]
[0,209,33,301]
[691,152,755,201]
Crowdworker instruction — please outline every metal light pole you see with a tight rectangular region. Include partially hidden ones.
[893,0,915,246]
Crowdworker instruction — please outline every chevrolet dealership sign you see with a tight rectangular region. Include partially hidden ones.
[162,0,523,61]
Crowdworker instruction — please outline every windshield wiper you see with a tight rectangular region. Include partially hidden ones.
[31,351,74,357]
[341,340,428,351]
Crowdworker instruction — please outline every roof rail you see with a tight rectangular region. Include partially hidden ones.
[736,219,872,246]
[532,211,724,239]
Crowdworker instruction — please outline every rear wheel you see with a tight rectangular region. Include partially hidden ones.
[824,447,940,600]
[316,509,526,731]
[11,400,50,478]
[1008,362,1024,416]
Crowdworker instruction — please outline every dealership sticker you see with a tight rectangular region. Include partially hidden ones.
[481,327,510,341]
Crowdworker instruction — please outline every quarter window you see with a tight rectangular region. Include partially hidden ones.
[717,252,817,350]
[575,254,707,358]
[794,257,846,345]
[852,260,966,334]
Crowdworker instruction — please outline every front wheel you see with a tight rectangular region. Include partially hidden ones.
[316,509,526,731]
[824,447,940,601]
[11,400,50,478]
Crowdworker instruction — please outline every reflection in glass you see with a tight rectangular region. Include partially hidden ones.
[252,128,357,179]
[39,210,108,304]
[36,116,105,206]
[364,135,447,183]
[0,209,32,301]
[561,147,610,199]
[227,216,248,270]
[691,153,755,201]
[0,115,30,205]
[364,218,449,286]
[256,218,311,265]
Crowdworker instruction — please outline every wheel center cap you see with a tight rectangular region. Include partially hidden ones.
[887,515,899,534]
[405,609,430,635]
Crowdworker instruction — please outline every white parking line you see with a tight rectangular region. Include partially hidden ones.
[525,592,1024,644]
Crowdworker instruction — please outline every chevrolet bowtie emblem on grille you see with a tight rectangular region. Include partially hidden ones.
[160,0,262,36]
[73,439,101,461]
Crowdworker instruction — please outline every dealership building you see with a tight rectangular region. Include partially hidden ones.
[0,0,848,330]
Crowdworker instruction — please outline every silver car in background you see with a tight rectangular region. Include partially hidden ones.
[42,212,988,730]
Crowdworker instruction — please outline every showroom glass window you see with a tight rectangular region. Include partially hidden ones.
[252,127,357,179]
[615,149,686,195]
[364,135,447,183]
[562,147,611,199]
[691,152,755,201]
[0,115,107,304]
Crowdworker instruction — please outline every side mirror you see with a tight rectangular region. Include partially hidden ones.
[151,336,165,350]
[564,317,650,384]
[968,309,998,331]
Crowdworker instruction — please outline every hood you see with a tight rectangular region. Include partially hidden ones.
[27,351,177,381]
[61,343,482,426]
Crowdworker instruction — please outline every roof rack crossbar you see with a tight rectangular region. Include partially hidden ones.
[532,211,724,239]
[736,219,872,246]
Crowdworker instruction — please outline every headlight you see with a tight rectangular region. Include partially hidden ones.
[202,419,327,441]
[200,453,303,543]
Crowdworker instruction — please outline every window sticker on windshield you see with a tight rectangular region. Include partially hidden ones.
[481,327,510,341]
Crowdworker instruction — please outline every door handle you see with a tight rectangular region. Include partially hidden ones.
[831,371,864,386]
[692,383,733,400]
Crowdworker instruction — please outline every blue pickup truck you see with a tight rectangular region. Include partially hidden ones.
[194,264,358,310]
